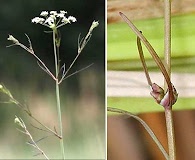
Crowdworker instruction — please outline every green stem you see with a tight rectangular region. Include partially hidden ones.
[164,0,176,159]
[53,30,65,159]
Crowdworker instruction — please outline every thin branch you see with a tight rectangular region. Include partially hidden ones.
[58,63,94,84]
[25,34,33,50]
[34,135,52,144]
[31,124,51,134]
[15,116,49,160]
[30,115,62,139]
[61,21,98,82]
[25,129,49,160]
[136,34,152,86]
[32,53,57,81]
[78,33,92,53]
[37,61,55,78]
[6,92,62,139]
[107,107,169,160]
[62,48,81,80]
[7,35,56,81]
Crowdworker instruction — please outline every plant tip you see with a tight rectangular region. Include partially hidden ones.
[89,20,99,32]
[7,35,19,44]
[14,116,25,128]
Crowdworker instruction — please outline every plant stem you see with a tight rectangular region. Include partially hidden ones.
[164,0,176,159]
[165,108,176,160]
[164,0,171,85]
[53,30,65,159]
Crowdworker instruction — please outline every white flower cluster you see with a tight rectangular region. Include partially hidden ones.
[31,10,76,29]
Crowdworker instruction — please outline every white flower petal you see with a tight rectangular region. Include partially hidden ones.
[57,13,65,18]
[60,10,67,14]
[50,11,57,16]
[62,17,70,24]
[68,16,77,23]
[32,17,45,24]
[40,11,48,17]
[45,17,54,24]
[45,17,55,27]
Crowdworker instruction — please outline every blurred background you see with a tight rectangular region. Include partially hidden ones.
[0,0,105,159]
[107,0,195,160]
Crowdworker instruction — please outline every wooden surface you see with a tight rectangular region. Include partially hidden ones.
[108,0,195,23]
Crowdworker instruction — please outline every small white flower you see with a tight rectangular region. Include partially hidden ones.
[60,10,67,14]
[68,16,77,23]
[40,11,48,17]
[50,14,56,20]
[32,17,45,24]
[32,10,76,29]
[57,13,65,18]
[45,16,54,26]
[50,11,57,16]
[61,17,70,24]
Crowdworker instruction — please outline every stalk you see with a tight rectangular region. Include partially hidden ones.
[53,30,65,159]
[164,0,171,78]
[165,108,176,160]
[164,0,176,159]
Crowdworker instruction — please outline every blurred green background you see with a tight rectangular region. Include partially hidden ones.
[0,0,105,159]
